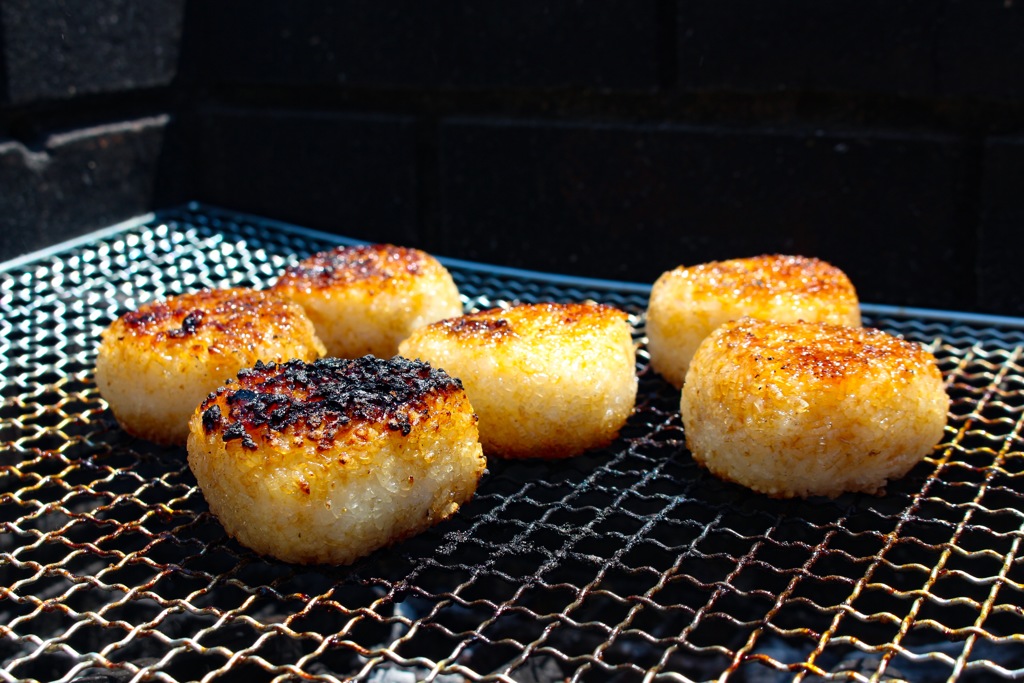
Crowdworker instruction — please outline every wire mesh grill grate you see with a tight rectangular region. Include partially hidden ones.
[2,204,1024,682]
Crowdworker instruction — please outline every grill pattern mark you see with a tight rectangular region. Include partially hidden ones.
[2,206,1024,682]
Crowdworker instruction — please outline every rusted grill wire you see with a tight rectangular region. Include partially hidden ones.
[2,204,1024,682]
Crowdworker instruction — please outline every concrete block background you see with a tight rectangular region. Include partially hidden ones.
[1,1,1022,314]
[189,1,662,90]
[195,108,420,246]
[1,0,184,104]
[0,115,175,258]
[439,120,975,309]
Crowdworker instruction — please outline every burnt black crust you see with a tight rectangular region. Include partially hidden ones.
[202,404,222,432]
[118,289,296,342]
[280,244,424,286]
[201,356,463,446]
[167,310,204,338]
[440,316,515,340]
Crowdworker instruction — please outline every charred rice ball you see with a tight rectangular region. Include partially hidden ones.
[271,243,463,359]
[646,254,861,387]
[95,288,325,445]
[399,302,637,459]
[680,317,949,499]
[187,355,485,565]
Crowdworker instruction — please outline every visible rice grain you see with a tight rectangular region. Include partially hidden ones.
[271,244,462,359]
[680,317,949,498]
[95,288,325,445]
[399,302,637,459]
[187,356,485,565]
[646,254,860,388]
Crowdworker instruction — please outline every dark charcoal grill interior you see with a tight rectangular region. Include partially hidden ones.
[2,204,1024,682]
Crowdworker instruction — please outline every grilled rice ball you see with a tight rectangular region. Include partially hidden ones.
[646,254,861,388]
[187,355,485,565]
[95,288,325,445]
[680,317,949,499]
[271,243,463,359]
[399,302,637,459]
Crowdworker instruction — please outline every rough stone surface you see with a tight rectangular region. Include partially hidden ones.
[978,137,1024,316]
[676,0,1024,98]
[0,115,176,259]
[190,0,660,90]
[1,0,185,104]
[678,0,930,94]
[1,2,1022,315]
[440,119,972,310]
[195,108,419,246]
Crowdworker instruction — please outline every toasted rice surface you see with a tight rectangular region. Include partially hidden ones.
[646,254,861,388]
[95,287,325,444]
[680,317,949,498]
[187,355,485,565]
[399,302,638,459]
[271,244,462,358]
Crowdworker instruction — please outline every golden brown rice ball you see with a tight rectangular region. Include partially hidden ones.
[187,355,486,565]
[646,254,861,387]
[680,317,949,499]
[95,288,325,445]
[271,244,463,359]
[399,302,637,459]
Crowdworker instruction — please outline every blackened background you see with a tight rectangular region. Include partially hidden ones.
[1,0,1022,314]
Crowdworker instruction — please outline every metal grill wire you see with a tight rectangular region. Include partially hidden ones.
[2,206,1024,683]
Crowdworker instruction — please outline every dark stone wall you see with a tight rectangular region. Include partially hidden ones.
[0,0,187,258]
[2,0,1023,315]
[2,0,183,104]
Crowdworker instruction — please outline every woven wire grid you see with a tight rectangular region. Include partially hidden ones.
[2,204,1024,683]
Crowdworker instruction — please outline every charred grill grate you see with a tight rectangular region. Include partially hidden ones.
[2,204,1024,682]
